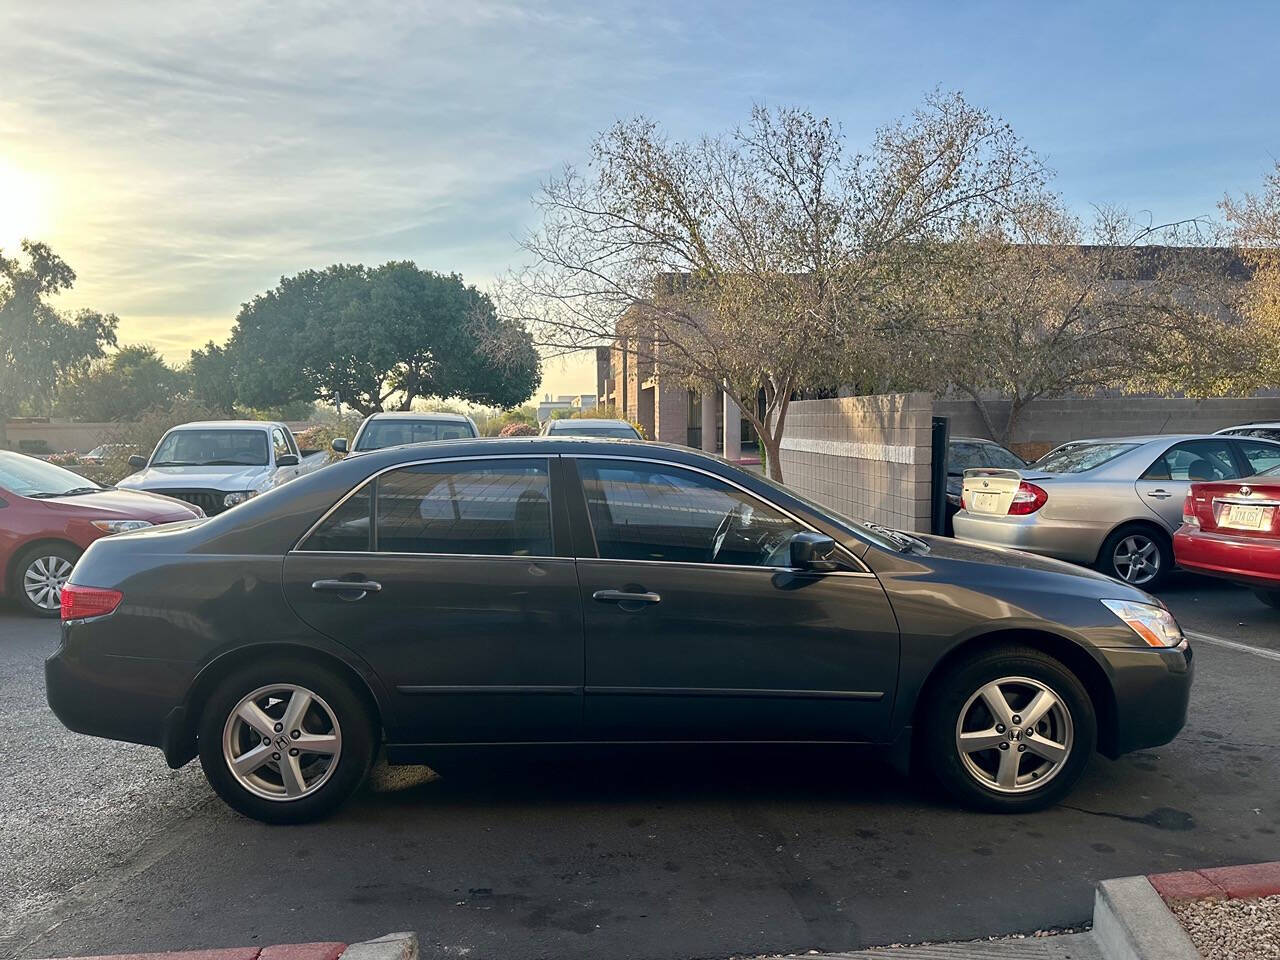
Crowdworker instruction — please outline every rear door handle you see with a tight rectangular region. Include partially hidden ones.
[1146,489,1172,500]
[592,589,661,605]
[312,579,382,599]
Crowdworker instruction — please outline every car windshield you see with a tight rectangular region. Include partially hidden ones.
[1034,442,1138,474]
[151,429,270,466]
[354,419,476,450]
[550,424,640,439]
[0,451,104,496]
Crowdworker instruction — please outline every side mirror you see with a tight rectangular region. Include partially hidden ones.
[276,453,299,467]
[789,531,839,572]
[331,438,348,454]
[127,454,147,469]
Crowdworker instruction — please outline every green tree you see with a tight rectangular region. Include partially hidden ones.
[228,263,541,416]
[0,241,117,448]
[57,344,188,421]
[187,340,239,416]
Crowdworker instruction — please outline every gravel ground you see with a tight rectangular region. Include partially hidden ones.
[1170,895,1280,960]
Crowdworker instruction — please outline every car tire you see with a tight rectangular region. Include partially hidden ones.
[1098,524,1173,590]
[1255,589,1280,609]
[920,645,1096,813]
[11,543,81,618]
[197,658,376,824]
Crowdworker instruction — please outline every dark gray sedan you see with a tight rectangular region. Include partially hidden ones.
[47,438,1192,823]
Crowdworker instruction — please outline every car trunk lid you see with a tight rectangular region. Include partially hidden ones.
[1188,478,1280,538]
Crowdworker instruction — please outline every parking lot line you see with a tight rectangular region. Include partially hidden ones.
[1185,630,1280,663]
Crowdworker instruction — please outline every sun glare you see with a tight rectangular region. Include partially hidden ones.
[0,159,52,255]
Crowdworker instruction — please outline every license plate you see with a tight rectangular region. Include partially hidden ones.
[1221,504,1269,530]
[971,491,1002,514]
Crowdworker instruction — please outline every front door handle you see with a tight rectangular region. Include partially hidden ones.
[1146,489,1172,500]
[592,589,661,605]
[312,579,382,599]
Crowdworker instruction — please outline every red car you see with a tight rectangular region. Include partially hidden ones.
[1174,466,1280,609]
[1,451,202,617]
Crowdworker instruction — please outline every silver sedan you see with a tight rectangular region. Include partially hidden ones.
[952,433,1280,588]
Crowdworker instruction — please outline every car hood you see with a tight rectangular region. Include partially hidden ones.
[32,488,201,522]
[917,533,1124,585]
[117,465,271,492]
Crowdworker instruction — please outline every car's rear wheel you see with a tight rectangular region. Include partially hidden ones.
[12,543,80,617]
[921,645,1096,812]
[1099,525,1172,590]
[1255,589,1280,609]
[197,659,376,824]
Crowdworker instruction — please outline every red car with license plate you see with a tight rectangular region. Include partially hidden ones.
[0,451,203,617]
[1174,466,1280,608]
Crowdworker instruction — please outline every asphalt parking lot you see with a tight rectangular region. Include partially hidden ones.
[2,575,1278,960]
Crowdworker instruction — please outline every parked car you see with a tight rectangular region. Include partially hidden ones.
[331,412,479,454]
[81,443,136,466]
[117,420,327,516]
[953,434,1280,589]
[0,451,200,617]
[1175,465,1280,608]
[541,417,643,439]
[943,437,1026,534]
[49,437,1191,823]
[1214,421,1280,443]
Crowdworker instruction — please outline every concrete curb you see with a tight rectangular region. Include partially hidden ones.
[31,933,417,960]
[1092,876,1199,960]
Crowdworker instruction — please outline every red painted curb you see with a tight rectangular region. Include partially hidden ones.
[41,943,347,960]
[1150,860,1280,901]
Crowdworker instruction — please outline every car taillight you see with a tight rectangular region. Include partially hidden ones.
[1182,493,1199,527]
[1008,481,1048,515]
[61,585,123,621]
[960,492,967,510]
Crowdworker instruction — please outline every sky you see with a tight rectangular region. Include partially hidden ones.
[2,0,1278,401]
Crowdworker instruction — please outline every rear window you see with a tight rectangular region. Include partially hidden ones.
[549,424,641,439]
[1034,442,1137,474]
[354,418,475,450]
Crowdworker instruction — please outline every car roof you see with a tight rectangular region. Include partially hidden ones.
[362,411,473,422]
[949,436,1005,445]
[166,420,280,430]
[1215,422,1280,431]
[548,418,634,429]
[1051,433,1254,446]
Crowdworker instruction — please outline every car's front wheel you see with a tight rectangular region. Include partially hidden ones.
[13,543,80,617]
[921,645,1096,812]
[197,659,376,824]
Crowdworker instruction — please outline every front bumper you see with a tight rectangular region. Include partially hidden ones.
[1097,640,1194,757]
[952,511,1107,564]
[1174,528,1280,590]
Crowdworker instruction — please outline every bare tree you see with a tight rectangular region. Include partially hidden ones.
[1222,162,1280,387]
[504,92,1044,480]
[887,196,1245,445]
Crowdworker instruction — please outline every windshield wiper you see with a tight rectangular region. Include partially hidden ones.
[30,486,102,498]
[866,522,929,554]
[200,459,259,466]
[151,460,193,467]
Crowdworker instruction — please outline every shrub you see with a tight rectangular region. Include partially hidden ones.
[498,422,539,437]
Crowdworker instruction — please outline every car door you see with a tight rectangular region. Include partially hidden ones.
[1135,438,1242,529]
[1233,438,1280,477]
[569,456,900,743]
[282,455,583,744]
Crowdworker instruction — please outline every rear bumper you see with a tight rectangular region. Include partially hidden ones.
[1174,528,1280,590]
[952,511,1107,564]
[1097,641,1194,757]
[45,630,193,758]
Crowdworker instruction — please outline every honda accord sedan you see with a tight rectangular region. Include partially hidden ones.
[47,438,1192,823]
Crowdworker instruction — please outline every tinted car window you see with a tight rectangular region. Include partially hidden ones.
[302,484,372,552]
[948,442,989,473]
[1221,427,1280,442]
[354,419,476,451]
[579,460,806,566]
[1035,442,1137,474]
[549,424,641,439]
[1143,439,1239,482]
[375,458,551,556]
[1238,440,1280,476]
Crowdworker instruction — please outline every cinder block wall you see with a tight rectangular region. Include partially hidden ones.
[779,392,934,532]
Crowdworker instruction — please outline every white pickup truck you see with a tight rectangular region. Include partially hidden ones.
[117,420,327,515]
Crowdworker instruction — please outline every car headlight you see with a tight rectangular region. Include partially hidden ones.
[1101,599,1183,648]
[223,491,256,508]
[90,519,153,534]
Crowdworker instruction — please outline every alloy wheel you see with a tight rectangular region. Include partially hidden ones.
[955,676,1074,794]
[1111,534,1160,585]
[23,555,74,611]
[222,683,343,801]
